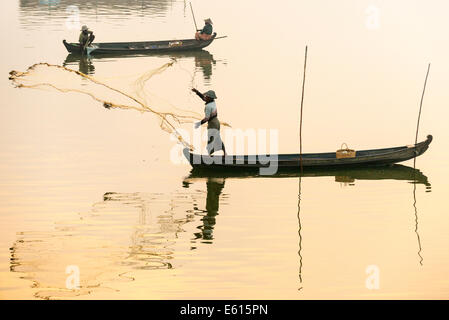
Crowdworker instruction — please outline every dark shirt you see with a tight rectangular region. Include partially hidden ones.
[79,31,93,45]
[200,24,213,35]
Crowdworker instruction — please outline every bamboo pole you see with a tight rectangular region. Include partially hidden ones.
[414,63,430,168]
[299,46,308,172]
[415,64,431,145]
[190,2,198,32]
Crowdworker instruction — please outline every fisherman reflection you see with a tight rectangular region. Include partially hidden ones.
[63,54,95,75]
[194,177,225,242]
[78,56,95,75]
[194,50,216,82]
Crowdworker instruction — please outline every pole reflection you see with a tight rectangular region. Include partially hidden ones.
[9,164,430,298]
[186,163,431,289]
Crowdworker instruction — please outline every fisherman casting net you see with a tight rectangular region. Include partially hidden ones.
[8,61,230,150]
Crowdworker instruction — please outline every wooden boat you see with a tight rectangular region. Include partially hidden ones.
[63,33,223,55]
[183,135,433,171]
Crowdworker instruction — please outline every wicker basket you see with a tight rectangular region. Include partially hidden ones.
[336,143,356,159]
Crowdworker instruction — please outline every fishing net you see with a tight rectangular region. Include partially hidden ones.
[8,61,230,150]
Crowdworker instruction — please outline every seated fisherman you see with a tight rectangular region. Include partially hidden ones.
[195,18,214,41]
[79,25,95,51]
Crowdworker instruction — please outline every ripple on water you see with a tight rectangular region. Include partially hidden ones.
[9,189,209,299]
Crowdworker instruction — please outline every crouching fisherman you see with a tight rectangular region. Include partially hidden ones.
[79,25,95,53]
[192,88,227,156]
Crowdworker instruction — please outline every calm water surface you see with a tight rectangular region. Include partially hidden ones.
[1,0,449,299]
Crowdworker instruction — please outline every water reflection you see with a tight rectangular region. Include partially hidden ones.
[9,190,197,299]
[100,192,194,270]
[63,54,95,75]
[190,50,216,82]
[413,158,425,265]
[183,177,225,244]
[19,0,176,25]
[9,164,430,298]
[297,176,303,290]
[413,179,424,266]
[63,49,218,82]
[185,164,431,288]
[185,164,431,187]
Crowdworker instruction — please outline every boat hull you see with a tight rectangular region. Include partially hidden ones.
[183,135,433,172]
[63,34,217,55]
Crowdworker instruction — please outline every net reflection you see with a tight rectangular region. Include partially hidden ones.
[9,190,197,299]
[100,192,194,270]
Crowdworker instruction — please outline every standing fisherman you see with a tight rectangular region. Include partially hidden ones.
[192,88,227,156]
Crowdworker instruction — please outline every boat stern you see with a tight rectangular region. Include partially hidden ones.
[415,134,433,156]
[62,40,71,53]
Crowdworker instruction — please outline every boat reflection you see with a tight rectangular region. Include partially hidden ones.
[185,163,430,289]
[9,164,429,298]
[63,54,95,75]
[63,50,218,82]
[184,164,431,187]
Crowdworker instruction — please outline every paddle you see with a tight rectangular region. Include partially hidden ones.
[86,45,97,55]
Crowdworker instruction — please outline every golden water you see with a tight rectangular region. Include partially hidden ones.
[1,0,449,299]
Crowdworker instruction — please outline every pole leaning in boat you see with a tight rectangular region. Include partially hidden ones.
[190,2,199,32]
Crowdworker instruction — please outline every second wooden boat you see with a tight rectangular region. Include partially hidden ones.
[63,33,223,55]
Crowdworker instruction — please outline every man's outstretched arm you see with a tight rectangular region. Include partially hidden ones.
[192,88,206,102]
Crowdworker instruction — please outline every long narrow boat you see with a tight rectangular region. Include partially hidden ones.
[183,135,433,171]
[63,33,223,55]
